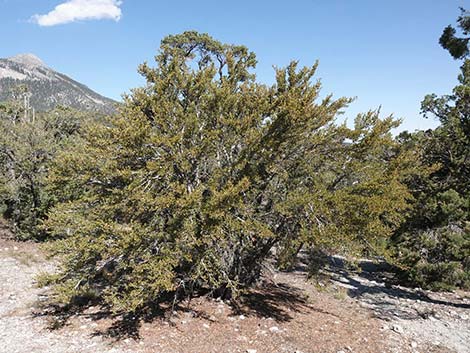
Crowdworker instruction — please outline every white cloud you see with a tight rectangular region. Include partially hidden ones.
[32,0,122,27]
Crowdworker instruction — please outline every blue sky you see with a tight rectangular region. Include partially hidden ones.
[1,0,468,132]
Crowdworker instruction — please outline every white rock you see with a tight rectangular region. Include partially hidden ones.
[391,324,404,334]
[411,341,418,348]
[269,326,280,333]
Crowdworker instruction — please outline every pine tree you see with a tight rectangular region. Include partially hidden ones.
[392,9,470,290]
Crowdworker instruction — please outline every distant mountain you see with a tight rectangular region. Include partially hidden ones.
[0,54,117,114]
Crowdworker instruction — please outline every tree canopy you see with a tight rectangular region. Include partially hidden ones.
[40,31,418,312]
[439,7,470,60]
[392,9,470,290]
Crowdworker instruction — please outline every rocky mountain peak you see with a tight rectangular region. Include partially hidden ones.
[7,53,46,68]
[0,54,117,114]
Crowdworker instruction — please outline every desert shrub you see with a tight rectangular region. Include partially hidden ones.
[395,225,470,290]
[43,32,417,312]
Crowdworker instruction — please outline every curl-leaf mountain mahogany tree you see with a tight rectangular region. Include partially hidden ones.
[44,32,417,312]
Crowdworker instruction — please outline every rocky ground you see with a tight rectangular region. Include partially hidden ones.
[0,232,134,353]
[0,222,469,353]
[325,257,470,353]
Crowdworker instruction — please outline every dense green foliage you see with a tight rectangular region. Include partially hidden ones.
[2,12,468,314]
[0,89,89,239]
[392,10,470,290]
[439,8,470,60]
[40,32,418,312]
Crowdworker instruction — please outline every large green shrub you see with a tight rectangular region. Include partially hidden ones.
[43,32,417,312]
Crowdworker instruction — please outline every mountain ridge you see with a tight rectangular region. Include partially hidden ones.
[0,54,117,114]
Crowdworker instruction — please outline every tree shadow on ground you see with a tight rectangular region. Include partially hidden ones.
[90,304,165,340]
[32,280,324,341]
[32,295,160,340]
[33,297,113,330]
[318,256,470,321]
[231,281,339,322]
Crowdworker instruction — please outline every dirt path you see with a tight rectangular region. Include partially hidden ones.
[0,226,468,353]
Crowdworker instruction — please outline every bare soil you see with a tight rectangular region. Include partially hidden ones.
[0,222,468,353]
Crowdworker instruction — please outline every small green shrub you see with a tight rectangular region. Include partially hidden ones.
[395,225,470,290]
